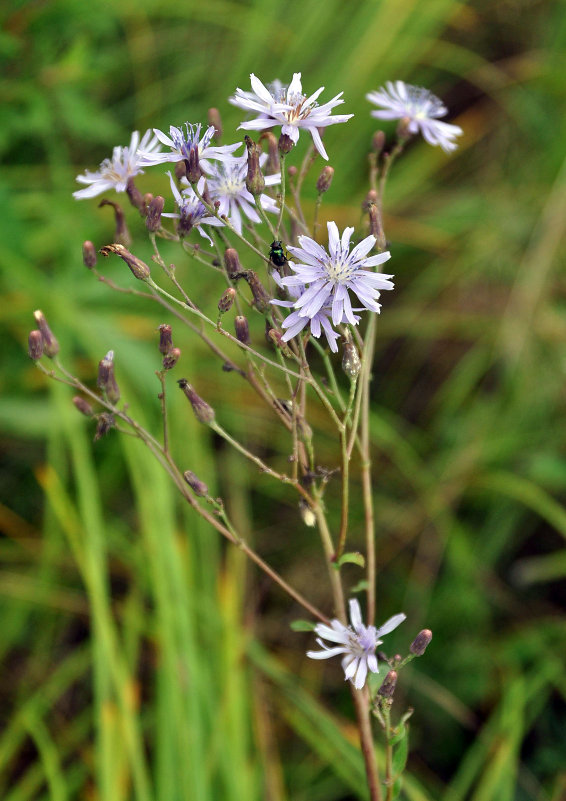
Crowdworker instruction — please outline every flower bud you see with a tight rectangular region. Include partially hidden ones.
[244,136,265,196]
[243,271,271,313]
[126,177,145,211]
[362,189,378,211]
[158,324,173,354]
[178,379,215,424]
[218,287,236,314]
[410,629,432,656]
[162,347,181,370]
[268,328,293,358]
[207,108,222,141]
[94,413,115,441]
[82,240,97,269]
[316,166,334,194]
[183,470,209,497]
[234,315,250,345]
[224,248,242,278]
[28,330,44,360]
[372,130,386,154]
[73,396,94,416]
[100,244,151,281]
[99,199,131,247]
[146,196,164,232]
[33,310,59,358]
[377,670,397,698]
[174,160,187,181]
[260,131,280,174]
[97,350,121,404]
[396,116,412,141]
[287,165,298,179]
[342,342,361,380]
[278,133,295,156]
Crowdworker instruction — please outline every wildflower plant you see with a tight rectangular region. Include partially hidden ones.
[32,73,461,800]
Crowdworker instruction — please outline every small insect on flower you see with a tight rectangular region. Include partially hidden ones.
[269,240,289,267]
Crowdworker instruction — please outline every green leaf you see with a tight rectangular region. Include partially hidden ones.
[392,725,409,778]
[290,619,317,632]
[350,579,370,593]
[335,551,365,569]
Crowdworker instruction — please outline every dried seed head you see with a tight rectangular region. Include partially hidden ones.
[100,244,150,281]
[278,133,295,156]
[146,195,165,232]
[72,396,94,416]
[94,412,115,441]
[377,670,398,698]
[224,248,242,278]
[28,330,44,360]
[158,324,173,354]
[316,165,334,194]
[207,108,223,141]
[97,350,121,404]
[99,199,131,246]
[244,136,265,196]
[183,470,209,497]
[218,287,236,314]
[33,310,59,358]
[234,315,250,345]
[410,629,432,656]
[372,130,386,154]
[178,379,215,424]
[260,131,280,174]
[82,240,97,269]
[126,177,145,211]
[342,342,361,379]
[162,347,181,370]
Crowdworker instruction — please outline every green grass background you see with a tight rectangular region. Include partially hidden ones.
[1,0,566,799]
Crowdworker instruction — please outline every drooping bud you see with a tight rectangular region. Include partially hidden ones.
[73,396,94,416]
[100,244,151,281]
[224,248,242,278]
[174,160,187,181]
[278,133,295,156]
[372,130,386,154]
[260,131,280,174]
[97,350,121,404]
[178,379,215,424]
[82,240,97,269]
[410,629,432,656]
[218,287,236,314]
[126,177,145,211]
[99,199,131,247]
[207,108,223,141]
[158,324,173,354]
[234,315,250,345]
[183,470,209,497]
[377,670,398,698]
[33,310,59,358]
[342,342,361,380]
[316,166,334,194]
[94,413,115,441]
[162,347,181,370]
[244,136,265,196]
[146,196,165,232]
[28,330,44,360]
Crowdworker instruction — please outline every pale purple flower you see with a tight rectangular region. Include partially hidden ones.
[138,122,241,172]
[73,129,160,199]
[280,222,393,327]
[366,81,463,153]
[229,73,353,160]
[206,153,280,235]
[162,173,223,245]
[307,599,406,690]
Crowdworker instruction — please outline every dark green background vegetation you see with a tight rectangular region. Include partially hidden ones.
[1,0,565,799]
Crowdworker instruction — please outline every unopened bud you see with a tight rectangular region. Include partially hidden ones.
[218,287,236,314]
[126,177,145,211]
[378,670,397,698]
[316,166,334,194]
[368,203,382,242]
[234,315,250,345]
[287,165,298,179]
[97,350,121,404]
[162,347,181,370]
[342,342,361,379]
[183,470,209,497]
[372,130,386,153]
[82,240,97,269]
[207,108,222,141]
[94,413,115,441]
[244,136,265,196]
[278,133,295,156]
[224,248,242,278]
[243,270,271,313]
[268,328,293,357]
[158,324,173,354]
[410,629,432,656]
[72,396,94,416]
[260,131,280,174]
[28,330,44,360]
[178,379,215,424]
[146,196,164,232]
[363,189,378,211]
[33,310,59,358]
[100,244,150,281]
[396,116,412,141]
[174,160,187,181]
[99,199,131,246]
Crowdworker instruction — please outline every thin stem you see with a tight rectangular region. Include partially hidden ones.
[157,371,169,454]
[384,707,393,801]
[313,499,345,622]
[352,687,383,801]
[275,153,286,237]
[361,313,377,627]
[335,378,357,560]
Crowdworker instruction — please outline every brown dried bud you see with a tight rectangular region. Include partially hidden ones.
[174,160,187,181]
[82,240,97,269]
[278,133,295,156]
[183,470,209,497]
[178,379,215,424]
[33,310,59,358]
[244,136,265,196]
[126,177,145,211]
[146,195,165,232]
[158,324,173,354]
[234,315,250,345]
[94,413,115,441]
[162,347,181,370]
[245,271,271,313]
[99,199,131,247]
[260,131,280,174]
[97,350,121,404]
[410,629,432,656]
[100,244,151,281]
[28,330,44,360]
[372,130,386,154]
[73,396,94,416]
[207,108,222,141]
[316,165,334,194]
[218,287,236,314]
[368,203,383,243]
[377,670,398,698]
[342,342,361,379]
[224,248,242,278]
